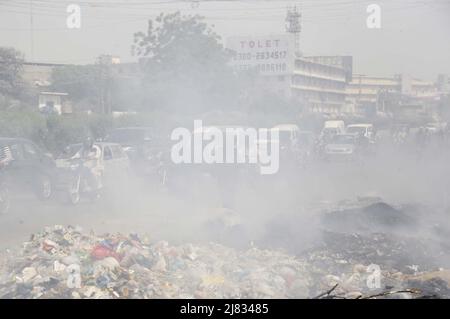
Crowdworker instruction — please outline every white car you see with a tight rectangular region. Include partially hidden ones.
[324,134,359,161]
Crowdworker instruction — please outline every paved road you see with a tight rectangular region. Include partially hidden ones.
[0,183,215,249]
[1,149,449,250]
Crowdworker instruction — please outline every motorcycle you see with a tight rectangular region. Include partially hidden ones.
[57,158,103,205]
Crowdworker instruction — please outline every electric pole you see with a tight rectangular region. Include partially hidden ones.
[30,0,34,60]
[285,5,302,57]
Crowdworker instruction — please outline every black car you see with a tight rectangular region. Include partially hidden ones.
[0,138,56,200]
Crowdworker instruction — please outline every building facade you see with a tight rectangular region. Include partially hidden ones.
[291,57,348,114]
[346,74,438,116]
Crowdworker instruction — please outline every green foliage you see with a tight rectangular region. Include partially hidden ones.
[0,111,115,153]
[132,12,239,114]
[0,47,35,108]
[50,63,143,114]
[0,110,47,143]
[0,47,25,98]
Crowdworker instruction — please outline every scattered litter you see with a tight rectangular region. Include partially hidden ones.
[1,222,449,298]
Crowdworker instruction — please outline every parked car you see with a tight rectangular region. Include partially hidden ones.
[0,138,56,200]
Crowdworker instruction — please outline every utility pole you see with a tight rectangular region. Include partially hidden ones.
[97,55,113,115]
[30,0,34,60]
[285,5,301,57]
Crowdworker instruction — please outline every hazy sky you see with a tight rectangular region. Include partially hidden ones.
[0,0,449,80]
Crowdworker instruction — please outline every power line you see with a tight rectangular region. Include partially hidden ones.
[0,0,440,32]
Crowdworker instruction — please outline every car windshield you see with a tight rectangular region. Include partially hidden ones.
[331,135,355,144]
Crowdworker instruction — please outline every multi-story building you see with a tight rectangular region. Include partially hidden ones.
[346,74,438,116]
[437,74,450,94]
[291,56,349,114]
[345,75,399,115]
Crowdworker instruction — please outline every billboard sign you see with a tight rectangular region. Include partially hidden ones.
[226,34,295,76]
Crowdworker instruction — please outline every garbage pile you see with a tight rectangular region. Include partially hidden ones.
[257,199,450,298]
[0,225,311,299]
[303,231,450,299]
[2,197,450,299]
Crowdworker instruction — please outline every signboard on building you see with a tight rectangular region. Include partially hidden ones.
[226,34,294,75]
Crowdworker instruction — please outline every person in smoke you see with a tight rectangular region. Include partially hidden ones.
[78,137,103,191]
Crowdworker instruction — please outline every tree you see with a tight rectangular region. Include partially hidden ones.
[0,47,34,110]
[132,12,239,114]
[51,60,143,114]
[0,47,24,97]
